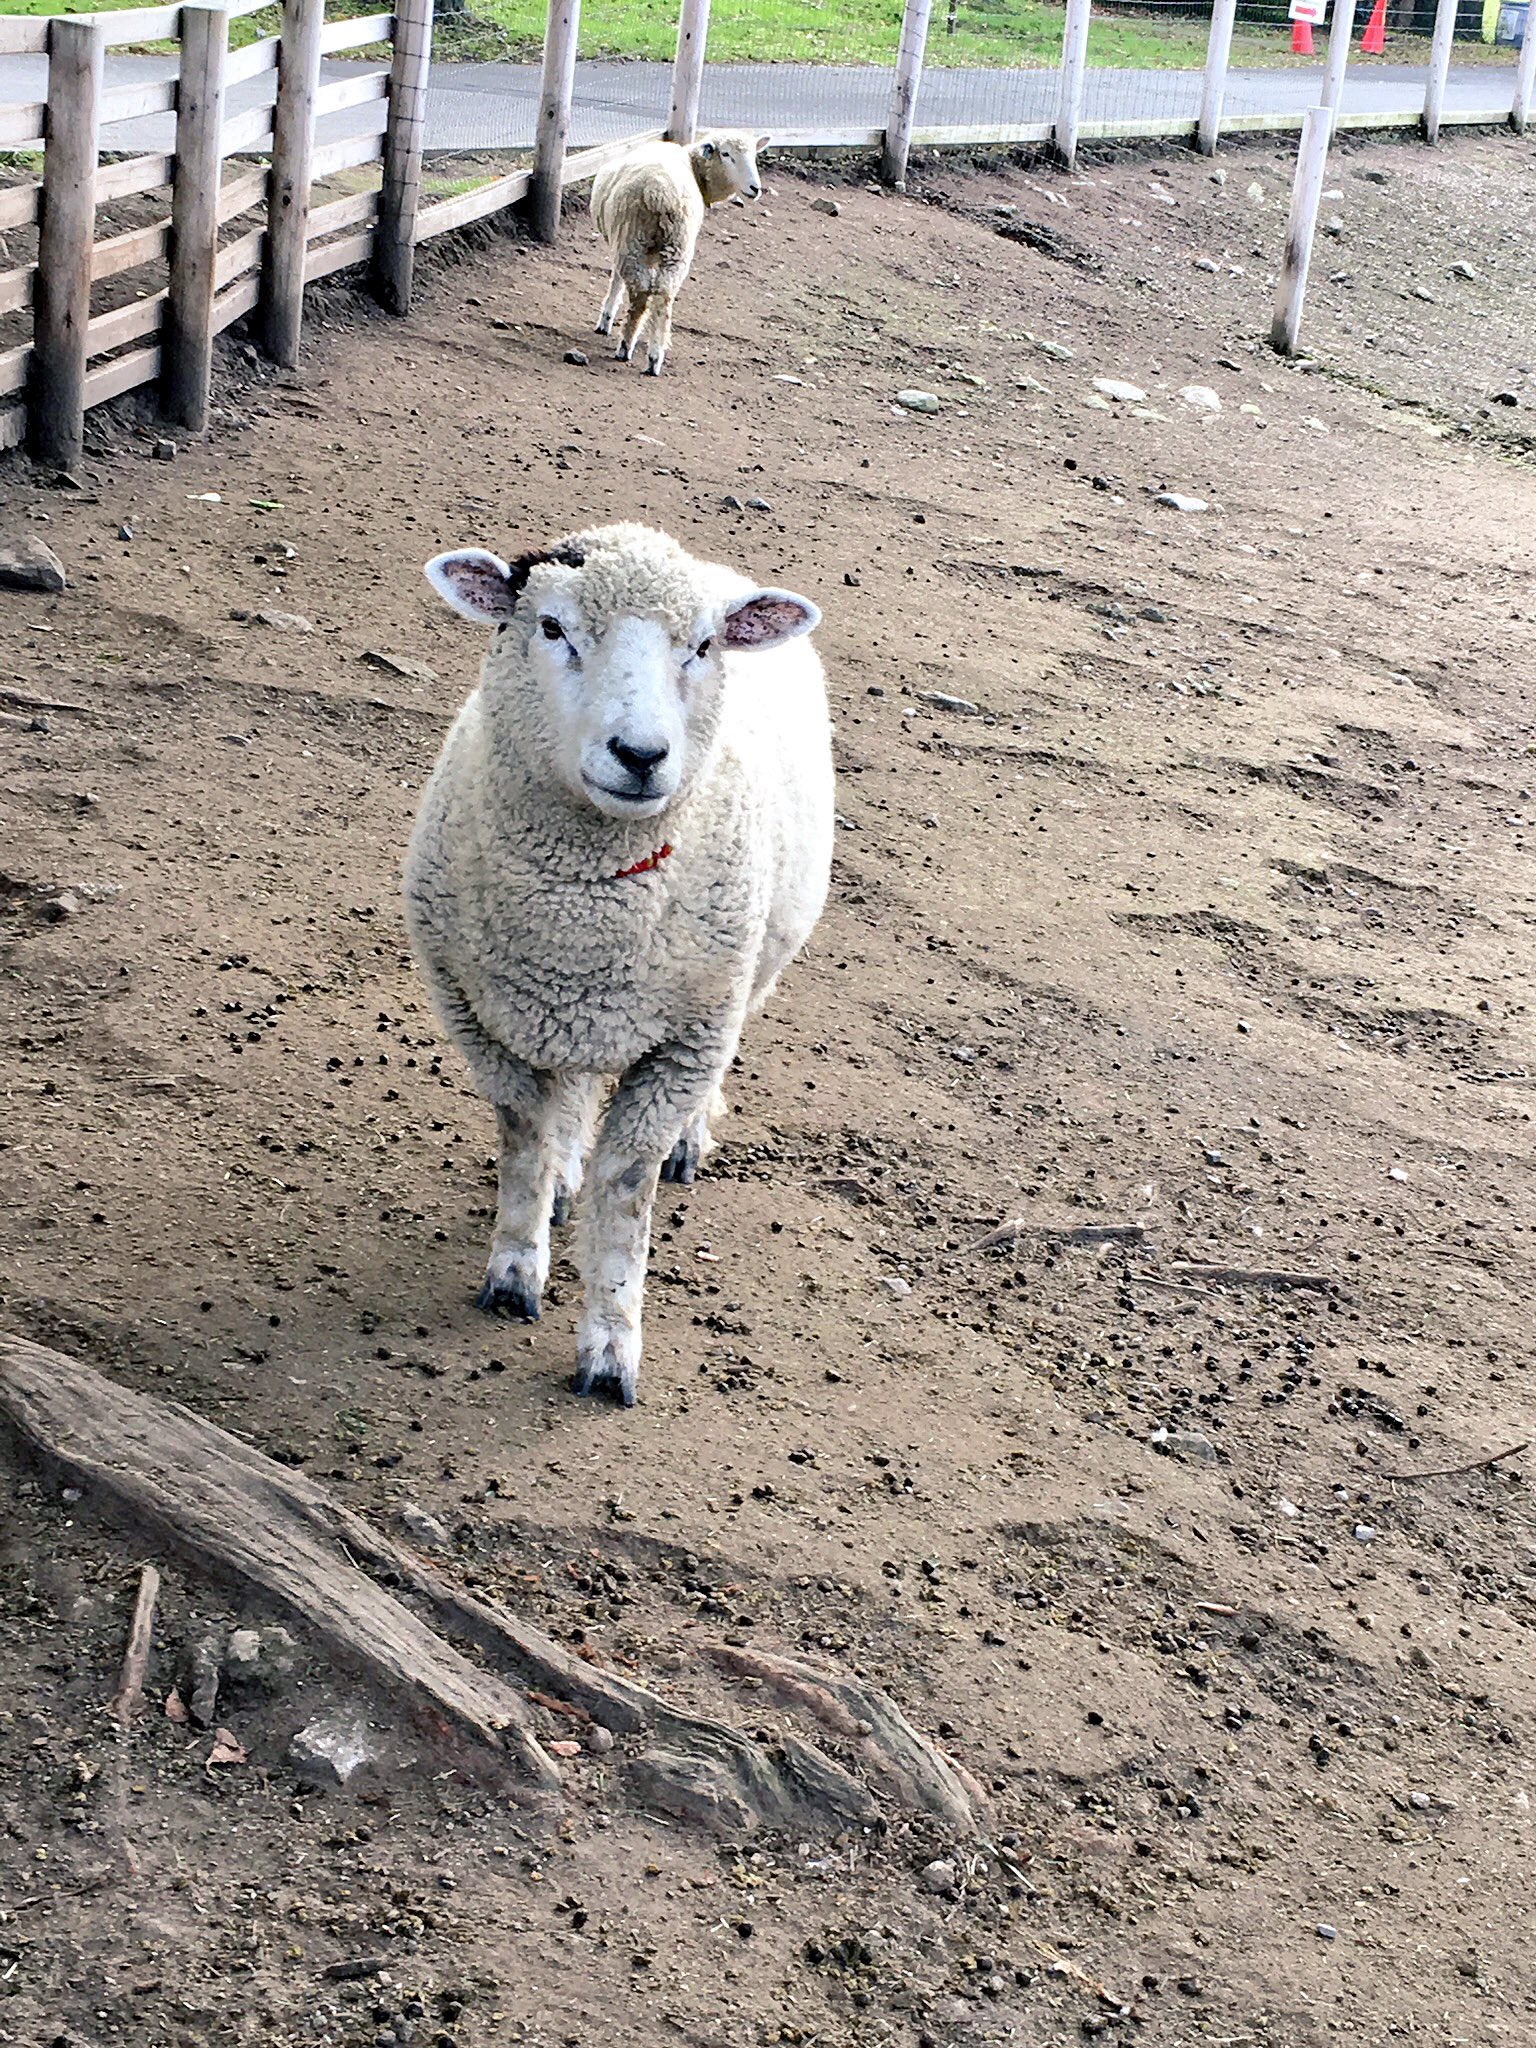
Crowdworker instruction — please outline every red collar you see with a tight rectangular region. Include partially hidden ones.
[613,842,673,880]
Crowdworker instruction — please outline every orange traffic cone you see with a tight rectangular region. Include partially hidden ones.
[1291,14,1315,52]
[1361,0,1387,52]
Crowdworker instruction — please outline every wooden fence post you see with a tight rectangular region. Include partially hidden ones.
[1197,0,1238,155]
[1510,4,1536,132]
[528,0,580,244]
[1054,0,1092,171]
[1422,0,1458,140]
[375,0,435,312]
[1270,105,1331,357]
[1319,0,1358,110]
[30,16,104,475]
[263,0,325,366]
[667,0,709,144]
[163,6,228,431]
[882,0,934,188]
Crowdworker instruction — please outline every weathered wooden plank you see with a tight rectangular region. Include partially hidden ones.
[32,18,103,474]
[223,34,281,88]
[0,102,46,148]
[0,342,30,399]
[100,77,178,124]
[562,127,664,186]
[81,340,160,406]
[221,105,275,156]
[314,69,388,118]
[529,0,579,243]
[302,223,373,280]
[217,163,270,223]
[0,20,50,56]
[311,116,387,179]
[264,0,324,364]
[211,271,261,333]
[91,218,170,281]
[373,0,431,312]
[214,223,266,288]
[0,183,41,234]
[86,288,167,360]
[0,403,25,452]
[412,168,529,245]
[320,10,394,52]
[307,186,378,240]
[95,152,173,203]
[0,265,35,317]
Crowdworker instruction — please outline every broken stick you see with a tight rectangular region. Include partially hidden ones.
[1167,1262,1329,1291]
[110,1563,161,1727]
[1380,1441,1527,1484]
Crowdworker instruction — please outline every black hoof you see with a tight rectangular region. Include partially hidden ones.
[661,1141,698,1186]
[550,1188,573,1229]
[476,1274,540,1320]
[570,1365,636,1408]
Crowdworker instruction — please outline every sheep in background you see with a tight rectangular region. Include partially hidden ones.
[404,522,833,1406]
[590,132,768,375]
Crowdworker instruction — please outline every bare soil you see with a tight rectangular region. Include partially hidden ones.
[3,127,1536,2048]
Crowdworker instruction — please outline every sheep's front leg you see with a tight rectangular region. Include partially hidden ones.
[479,1070,567,1320]
[595,264,625,336]
[550,1072,601,1227]
[661,1082,727,1186]
[573,1041,725,1405]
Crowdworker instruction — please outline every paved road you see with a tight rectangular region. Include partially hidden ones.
[0,54,1519,156]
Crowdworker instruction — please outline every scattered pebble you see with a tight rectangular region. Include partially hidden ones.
[398,1501,451,1551]
[289,1714,377,1789]
[880,1275,912,1299]
[587,1724,616,1755]
[1155,492,1208,513]
[0,535,68,593]
[745,496,772,511]
[152,438,177,461]
[1316,1923,1338,1942]
[1450,260,1476,281]
[1245,182,1264,204]
[250,608,315,633]
[1093,377,1148,403]
[563,349,589,365]
[1178,385,1221,412]
[914,690,978,715]
[362,648,437,684]
[896,389,941,414]
[811,197,841,216]
[1353,1523,1376,1544]
[920,1858,957,1895]
[1193,257,1218,273]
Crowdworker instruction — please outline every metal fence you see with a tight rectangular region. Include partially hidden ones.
[1,0,1533,466]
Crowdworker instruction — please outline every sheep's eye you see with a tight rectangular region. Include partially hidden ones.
[694,638,713,659]
[539,617,565,642]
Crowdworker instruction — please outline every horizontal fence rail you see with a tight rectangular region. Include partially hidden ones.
[0,0,1531,466]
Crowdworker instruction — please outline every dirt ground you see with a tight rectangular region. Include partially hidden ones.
[3,126,1536,2048]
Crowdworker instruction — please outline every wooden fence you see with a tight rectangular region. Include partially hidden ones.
[2,0,1532,469]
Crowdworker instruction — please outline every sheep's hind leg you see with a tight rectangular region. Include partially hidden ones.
[574,1044,725,1404]
[479,1079,562,1321]
[616,288,650,364]
[661,1083,727,1186]
[595,265,625,336]
[643,287,677,376]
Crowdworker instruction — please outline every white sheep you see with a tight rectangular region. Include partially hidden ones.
[404,522,833,1406]
[590,132,767,375]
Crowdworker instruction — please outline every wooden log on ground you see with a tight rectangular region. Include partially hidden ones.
[0,1335,976,1835]
[111,1563,160,1725]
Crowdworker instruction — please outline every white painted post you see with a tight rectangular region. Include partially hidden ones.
[667,0,709,144]
[1054,0,1092,170]
[1320,0,1358,110]
[529,0,580,244]
[31,16,104,475]
[164,6,229,431]
[1270,105,1331,356]
[263,0,325,366]
[375,0,435,312]
[882,0,935,187]
[1422,0,1458,140]
[1197,0,1238,154]
[1511,2,1536,132]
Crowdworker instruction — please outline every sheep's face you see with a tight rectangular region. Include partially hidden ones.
[426,535,819,825]
[693,131,769,205]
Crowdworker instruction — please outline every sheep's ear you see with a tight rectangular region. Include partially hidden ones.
[425,549,519,624]
[754,133,770,152]
[723,588,820,650]
[698,139,716,159]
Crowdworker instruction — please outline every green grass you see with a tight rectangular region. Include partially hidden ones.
[8,0,1519,69]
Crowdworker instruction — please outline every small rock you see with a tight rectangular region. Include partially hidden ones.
[224,1628,263,1679]
[1353,1523,1376,1544]
[251,608,315,633]
[1386,1165,1407,1182]
[1322,216,1344,238]
[361,648,437,684]
[223,1624,299,1690]
[745,495,771,511]
[289,1714,377,1789]
[1245,181,1264,203]
[398,1502,451,1551]
[1150,1427,1218,1463]
[1409,1790,1432,1810]
[1358,167,1390,183]
[1083,394,1113,411]
[720,493,745,510]
[186,1631,223,1728]
[117,522,133,542]
[1178,384,1221,412]
[896,389,941,414]
[1093,377,1147,403]
[1449,260,1476,281]
[1276,1495,1301,1519]
[1491,390,1519,407]
[563,349,589,366]
[43,890,81,921]
[0,535,67,593]
[1013,375,1050,394]
[1211,168,1227,185]
[549,1738,582,1758]
[914,690,978,715]
[1193,257,1218,273]
[880,1275,912,1299]
[1155,493,1208,513]
[1027,333,1074,360]
[920,1858,957,1896]
[587,1724,615,1755]
[772,374,804,386]
[811,197,840,216]
[1411,286,1434,303]
[1316,1923,1338,1942]
[152,438,177,461]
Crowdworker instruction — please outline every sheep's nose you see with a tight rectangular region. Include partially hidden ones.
[746,183,761,198]
[609,736,669,778]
